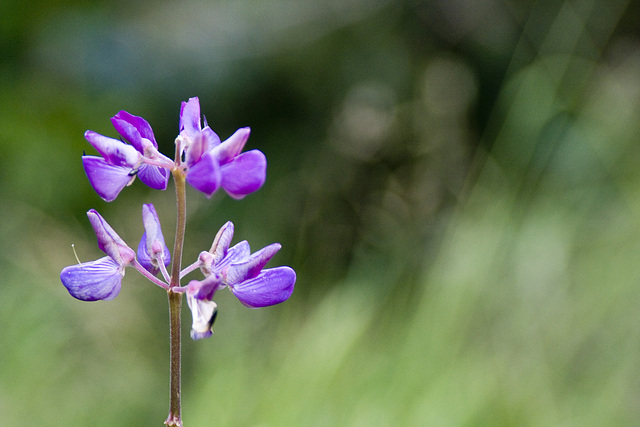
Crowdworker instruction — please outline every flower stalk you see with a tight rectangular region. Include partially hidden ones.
[60,97,296,426]
[166,289,183,427]
[165,168,188,426]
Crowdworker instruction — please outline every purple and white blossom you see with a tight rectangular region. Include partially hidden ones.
[83,111,171,201]
[61,210,135,301]
[185,221,296,339]
[178,97,267,199]
[62,97,297,425]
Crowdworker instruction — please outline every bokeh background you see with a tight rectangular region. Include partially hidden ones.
[2,0,640,425]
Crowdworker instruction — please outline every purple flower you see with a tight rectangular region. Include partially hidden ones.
[61,210,135,301]
[137,203,171,276]
[83,111,171,201]
[178,97,267,199]
[185,221,296,339]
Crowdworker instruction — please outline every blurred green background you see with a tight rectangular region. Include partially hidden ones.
[2,0,640,425]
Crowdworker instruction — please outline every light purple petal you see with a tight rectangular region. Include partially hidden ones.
[82,156,134,202]
[217,240,251,271]
[111,110,157,151]
[209,221,234,262]
[60,256,124,301]
[179,97,202,137]
[138,163,170,190]
[220,150,267,199]
[226,243,281,284]
[87,209,135,266]
[185,130,216,167]
[137,204,171,274]
[213,127,250,164]
[229,266,296,308]
[137,233,156,274]
[186,150,221,197]
[84,131,141,167]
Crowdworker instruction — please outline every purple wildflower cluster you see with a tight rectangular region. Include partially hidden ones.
[61,97,295,340]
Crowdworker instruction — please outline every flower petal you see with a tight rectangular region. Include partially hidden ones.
[186,275,223,339]
[84,131,141,167]
[185,129,219,167]
[179,97,202,138]
[87,209,135,266]
[111,110,157,151]
[226,243,281,284]
[209,221,234,262]
[137,204,171,274]
[217,240,251,271]
[82,156,134,202]
[220,150,267,199]
[186,150,221,197]
[60,256,124,301]
[229,266,296,308]
[186,296,217,340]
[137,163,170,190]
[214,127,250,165]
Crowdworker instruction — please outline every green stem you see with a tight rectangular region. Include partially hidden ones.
[165,168,187,427]
[171,169,187,287]
[166,290,183,427]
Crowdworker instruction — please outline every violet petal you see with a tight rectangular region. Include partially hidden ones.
[220,150,267,199]
[229,266,296,308]
[111,110,157,151]
[214,127,250,164]
[209,221,234,262]
[60,256,124,301]
[84,131,141,167]
[82,156,134,202]
[138,163,170,190]
[226,243,281,284]
[87,209,135,266]
[186,150,221,197]
[137,204,171,274]
[179,97,202,137]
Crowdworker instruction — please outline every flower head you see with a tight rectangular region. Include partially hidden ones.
[61,210,135,301]
[178,97,267,199]
[83,111,171,201]
[185,221,296,339]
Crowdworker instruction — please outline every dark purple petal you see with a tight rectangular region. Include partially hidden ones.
[111,110,157,151]
[214,127,250,164]
[87,209,135,266]
[60,256,124,301]
[229,266,296,308]
[226,243,281,284]
[186,150,221,197]
[179,97,202,137]
[137,163,170,190]
[220,150,267,199]
[84,131,141,167]
[82,156,134,202]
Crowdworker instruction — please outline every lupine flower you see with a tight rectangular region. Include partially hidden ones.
[83,111,171,201]
[178,97,267,198]
[61,210,135,301]
[137,203,171,275]
[185,221,296,339]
